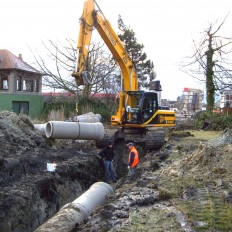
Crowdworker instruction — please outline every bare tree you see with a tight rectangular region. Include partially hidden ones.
[181,16,232,112]
[30,38,119,96]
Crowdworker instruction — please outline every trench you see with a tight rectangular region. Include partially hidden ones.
[0,141,129,232]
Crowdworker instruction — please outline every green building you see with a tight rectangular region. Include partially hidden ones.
[0,49,44,119]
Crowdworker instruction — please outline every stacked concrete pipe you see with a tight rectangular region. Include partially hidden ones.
[73,112,102,123]
[34,182,114,232]
[45,121,104,140]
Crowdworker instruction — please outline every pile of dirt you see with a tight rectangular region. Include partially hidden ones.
[0,111,104,232]
[155,130,232,231]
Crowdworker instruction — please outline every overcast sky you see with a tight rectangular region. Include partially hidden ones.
[1,0,232,100]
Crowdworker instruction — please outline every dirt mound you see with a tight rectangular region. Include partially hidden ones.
[0,111,104,232]
[156,129,232,231]
[0,111,45,156]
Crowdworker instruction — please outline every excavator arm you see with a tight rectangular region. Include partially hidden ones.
[72,0,94,86]
[72,0,139,125]
[72,0,138,91]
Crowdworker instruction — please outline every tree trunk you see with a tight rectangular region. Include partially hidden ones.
[206,35,215,112]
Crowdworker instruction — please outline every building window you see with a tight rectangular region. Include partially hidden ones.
[22,80,26,91]
[16,74,41,93]
[19,79,33,92]
[17,76,22,91]
[0,75,9,90]
[34,79,40,92]
[226,94,232,101]
[25,79,34,92]
[225,94,232,107]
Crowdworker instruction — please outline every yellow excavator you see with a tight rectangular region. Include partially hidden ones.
[72,0,175,149]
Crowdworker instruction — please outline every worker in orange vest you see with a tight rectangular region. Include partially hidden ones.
[127,142,139,176]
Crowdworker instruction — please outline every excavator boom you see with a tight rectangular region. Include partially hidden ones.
[73,0,138,91]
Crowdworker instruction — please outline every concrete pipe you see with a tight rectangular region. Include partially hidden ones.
[45,121,104,140]
[73,112,102,123]
[34,124,46,132]
[34,182,114,232]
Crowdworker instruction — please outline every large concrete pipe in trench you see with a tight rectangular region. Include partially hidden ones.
[34,182,114,232]
[45,121,104,140]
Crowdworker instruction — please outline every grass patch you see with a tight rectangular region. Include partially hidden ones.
[158,187,173,200]
[118,206,184,232]
[170,182,232,231]
[190,130,222,141]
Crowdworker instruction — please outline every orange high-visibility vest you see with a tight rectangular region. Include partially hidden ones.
[128,147,139,168]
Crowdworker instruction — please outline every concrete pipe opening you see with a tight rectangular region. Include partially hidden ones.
[45,121,53,138]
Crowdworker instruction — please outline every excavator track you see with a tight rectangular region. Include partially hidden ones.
[96,127,167,150]
[121,128,166,150]
[143,130,166,150]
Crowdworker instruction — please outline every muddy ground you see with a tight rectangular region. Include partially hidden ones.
[0,111,106,232]
[1,112,232,231]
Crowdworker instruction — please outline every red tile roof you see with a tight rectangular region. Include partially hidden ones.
[42,92,74,97]
[0,49,39,73]
[42,92,117,98]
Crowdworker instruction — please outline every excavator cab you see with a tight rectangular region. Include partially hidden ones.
[123,91,158,125]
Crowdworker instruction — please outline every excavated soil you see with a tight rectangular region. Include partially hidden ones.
[0,111,106,232]
[1,111,232,232]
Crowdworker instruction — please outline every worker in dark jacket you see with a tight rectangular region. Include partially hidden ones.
[98,141,117,183]
[127,142,139,176]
